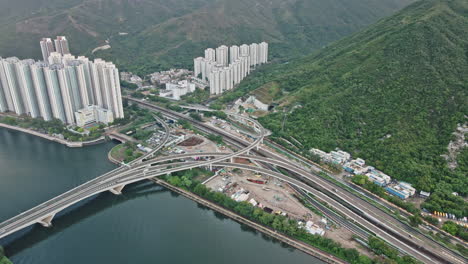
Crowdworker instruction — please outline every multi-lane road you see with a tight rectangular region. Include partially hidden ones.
[0,98,465,264]
[129,98,466,264]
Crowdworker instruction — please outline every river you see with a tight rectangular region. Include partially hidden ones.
[0,128,322,264]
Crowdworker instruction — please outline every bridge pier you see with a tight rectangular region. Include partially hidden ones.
[38,213,56,227]
[109,184,126,195]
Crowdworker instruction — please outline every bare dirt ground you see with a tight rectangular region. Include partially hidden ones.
[179,136,204,146]
[175,130,226,154]
[204,168,373,256]
[205,169,311,219]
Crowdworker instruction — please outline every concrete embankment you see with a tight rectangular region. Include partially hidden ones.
[108,144,122,165]
[152,178,348,264]
[0,123,105,148]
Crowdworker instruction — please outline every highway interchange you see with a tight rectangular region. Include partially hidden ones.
[0,97,466,264]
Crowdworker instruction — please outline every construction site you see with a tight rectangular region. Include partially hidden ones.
[203,166,370,256]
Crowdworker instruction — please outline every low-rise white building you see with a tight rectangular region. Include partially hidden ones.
[330,150,351,164]
[246,96,269,111]
[74,105,114,127]
[305,221,325,236]
[365,170,391,186]
[160,80,196,100]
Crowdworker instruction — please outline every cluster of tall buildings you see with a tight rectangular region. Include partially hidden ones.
[40,36,70,62]
[193,42,268,95]
[0,37,124,126]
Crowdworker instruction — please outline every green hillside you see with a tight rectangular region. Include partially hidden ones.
[0,0,413,74]
[227,0,467,215]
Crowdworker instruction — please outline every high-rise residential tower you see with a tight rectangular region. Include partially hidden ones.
[0,57,25,115]
[205,48,216,62]
[194,57,204,78]
[240,44,250,56]
[249,43,258,67]
[230,45,240,64]
[30,62,53,121]
[258,42,268,64]
[216,45,229,66]
[40,38,55,62]
[0,56,124,124]
[15,59,40,118]
[195,42,268,96]
[55,36,70,55]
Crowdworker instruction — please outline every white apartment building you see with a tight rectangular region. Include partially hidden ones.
[240,44,250,56]
[194,57,204,78]
[54,36,70,55]
[249,43,258,67]
[216,45,229,66]
[258,42,269,64]
[0,52,124,125]
[204,48,216,62]
[230,45,240,64]
[40,38,55,62]
[195,42,268,95]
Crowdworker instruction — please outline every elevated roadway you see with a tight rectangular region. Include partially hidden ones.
[127,97,466,264]
[0,112,266,241]
[0,99,464,264]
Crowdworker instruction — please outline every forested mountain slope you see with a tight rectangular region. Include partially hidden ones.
[230,0,467,215]
[0,0,413,74]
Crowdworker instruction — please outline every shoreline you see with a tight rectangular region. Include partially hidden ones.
[152,178,347,264]
[107,144,123,165]
[0,123,105,148]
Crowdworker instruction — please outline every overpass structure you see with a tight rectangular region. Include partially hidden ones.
[0,99,465,264]
[0,112,266,240]
[0,115,170,234]
[127,98,466,264]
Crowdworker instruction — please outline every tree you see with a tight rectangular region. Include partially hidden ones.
[193,183,208,196]
[167,176,182,187]
[121,80,138,90]
[409,215,423,227]
[207,134,223,144]
[352,174,367,185]
[125,148,134,157]
[442,221,459,235]
[259,212,274,225]
[189,112,202,121]
[181,176,193,188]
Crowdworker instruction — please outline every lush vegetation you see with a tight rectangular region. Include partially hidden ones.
[164,172,371,263]
[368,236,419,264]
[441,221,468,242]
[0,116,104,142]
[203,111,228,120]
[181,88,210,104]
[207,134,223,145]
[189,113,202,122]
[110,142,143,163]
[226,0,468,215]
[120,80,138,90]
[115,103,154,127]
[0,0,412,75]
[0,246,12,264]
[163,170,420,263]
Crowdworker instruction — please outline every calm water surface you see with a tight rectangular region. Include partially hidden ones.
[0,128,322,264]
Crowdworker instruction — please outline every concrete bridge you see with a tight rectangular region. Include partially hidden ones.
[0,100,463,264]
[0,112,266,241]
